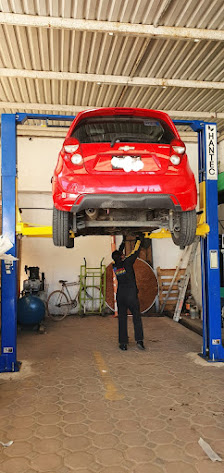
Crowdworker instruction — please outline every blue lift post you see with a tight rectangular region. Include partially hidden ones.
[0,113,223,372]
[0,114,18,372]
[201,123,224,360]
[0,113,74,372]
[175,119,224,360]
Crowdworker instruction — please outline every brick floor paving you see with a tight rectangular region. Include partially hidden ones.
[0,316,224,472]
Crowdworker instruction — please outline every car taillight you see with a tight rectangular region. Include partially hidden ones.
[170,155,181,165]
[64,144,79,153]
[170,139,186,166]
[62,139,83,167]
[71,154,83,165]
[172,145,185,154]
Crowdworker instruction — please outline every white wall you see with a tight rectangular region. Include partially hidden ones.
[218,140,224,173]
[218,140,224,234]
[19,233,112,298]
[17,137,62,192]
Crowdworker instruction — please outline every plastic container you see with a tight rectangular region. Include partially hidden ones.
[190,305,198,319]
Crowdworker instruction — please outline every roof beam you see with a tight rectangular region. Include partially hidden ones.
[0,12,223,42]
[1,101,224,120]
[1,68,224,90]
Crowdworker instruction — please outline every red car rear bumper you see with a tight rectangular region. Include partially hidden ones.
[53,173,197,213]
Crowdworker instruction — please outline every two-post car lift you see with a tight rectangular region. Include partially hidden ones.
[0,113,224,372]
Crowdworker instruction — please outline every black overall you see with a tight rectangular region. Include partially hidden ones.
[113,239,144,344]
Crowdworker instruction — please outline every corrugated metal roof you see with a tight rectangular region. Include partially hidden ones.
[1,0,224,28]
[0,0,224,134]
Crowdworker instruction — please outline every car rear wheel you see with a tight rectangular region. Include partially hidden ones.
[171,210,197,248]
[53,207,74,248]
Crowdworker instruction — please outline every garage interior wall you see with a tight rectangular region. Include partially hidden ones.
[0,130,222,309]
[0,132,205,310]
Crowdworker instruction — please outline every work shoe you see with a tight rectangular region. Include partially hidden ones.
[136,341,145,350]
[119,344,127,351]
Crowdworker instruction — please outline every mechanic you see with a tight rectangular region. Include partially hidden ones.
[112,234,145,351]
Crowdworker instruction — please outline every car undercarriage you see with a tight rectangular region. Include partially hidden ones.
[53,205,197,249]
[75,208,169,235]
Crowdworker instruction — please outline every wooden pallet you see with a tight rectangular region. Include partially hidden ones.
[157,267,190,312]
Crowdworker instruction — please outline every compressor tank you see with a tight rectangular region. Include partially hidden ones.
[17,295,45,325]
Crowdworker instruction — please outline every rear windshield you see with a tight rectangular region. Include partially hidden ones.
[71,115,175,144]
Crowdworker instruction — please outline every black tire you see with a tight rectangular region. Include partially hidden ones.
[47,290,69,321]
[53,207,74,248]
[66,238,74,249]
[171,210,197,248]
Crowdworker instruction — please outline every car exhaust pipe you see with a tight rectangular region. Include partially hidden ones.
[85,208,99,220]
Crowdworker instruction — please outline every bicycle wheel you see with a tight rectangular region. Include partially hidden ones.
[80,287,102,314]
[47,290,70,321]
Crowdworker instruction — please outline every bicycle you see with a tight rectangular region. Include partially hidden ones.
[47,278,101,321]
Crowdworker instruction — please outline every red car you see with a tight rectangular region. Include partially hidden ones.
[52,107,197,248]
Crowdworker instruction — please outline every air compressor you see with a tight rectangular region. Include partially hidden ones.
[22,265,45,296]
[18,266,46,326]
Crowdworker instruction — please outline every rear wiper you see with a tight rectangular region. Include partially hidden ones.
[110,133,136,148]
[110,133,154,147]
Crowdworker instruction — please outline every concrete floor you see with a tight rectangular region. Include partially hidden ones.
[0,316,224,473]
